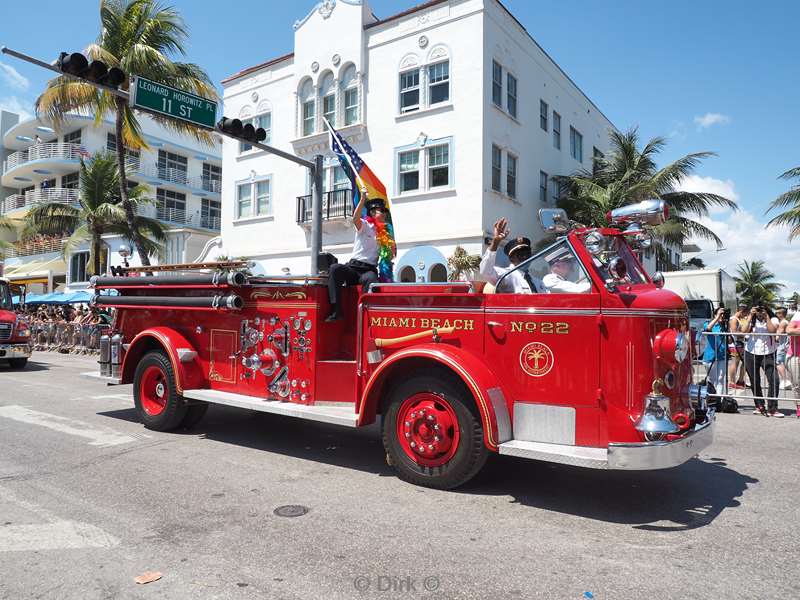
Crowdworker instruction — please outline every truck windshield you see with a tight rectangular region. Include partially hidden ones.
[495,239,593,294]
[0,284,12,311]
[581,233,648,286]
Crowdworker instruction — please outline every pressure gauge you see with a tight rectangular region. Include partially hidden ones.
[293,318,302,331]
[304,319,312,331]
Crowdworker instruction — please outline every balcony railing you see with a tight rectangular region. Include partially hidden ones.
[296,188,352,225]
[3,237,67,258]
[135,164,220,194]
[202,177,221,193]
[1,188,80,215]
[135,203,220,232]
[3,143,88,173]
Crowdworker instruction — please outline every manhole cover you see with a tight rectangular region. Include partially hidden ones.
[273,505,309,518]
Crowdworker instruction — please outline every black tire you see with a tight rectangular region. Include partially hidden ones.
[180,402,209,429]
[382,373,488,490]
[133,350,187,431]
[8,358,28,369]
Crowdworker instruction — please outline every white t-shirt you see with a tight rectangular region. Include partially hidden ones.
[351,219,378,265]
[745,316,779,355]
[478,250,539,293]
[542,273,592,294]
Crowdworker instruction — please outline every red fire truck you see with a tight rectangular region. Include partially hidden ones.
[87,201,714,489]
[0,278,32,369]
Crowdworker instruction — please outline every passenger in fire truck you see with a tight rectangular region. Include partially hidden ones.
[479,218,540,293]
[325,196,392,321]
[542,247,592,294]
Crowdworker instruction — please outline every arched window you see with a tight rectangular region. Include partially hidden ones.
[340,64,359,126]
[429,263,448,282]
[399,265,416,283]
[240,100,272,153]
[319,72,335,128]
[299,78,315,136]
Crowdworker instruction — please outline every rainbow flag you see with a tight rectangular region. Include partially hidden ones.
[327,121,396,282]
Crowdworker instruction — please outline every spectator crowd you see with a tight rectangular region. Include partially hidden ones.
[17,304,113,355]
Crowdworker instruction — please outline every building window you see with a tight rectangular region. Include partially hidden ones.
[540,100,548,131]
[302,100,315,136]
[399,69,420,113]
[237,183,252,219]
[540,171,548,203]
[427,144,449,188]
[62,172,79,189]
[492,61,502,107]
[237,179,271,219]
[202,163,221,193]
[106,133,141,168]
[63,129,81,145]
[322,93,336,127]
[553,112,561,150]
[570,127,583,162]
[156,188,186,223]
[157,150,188,184]
[398,150,420,193]
[550,179,560,203]
[507,73,517,118]
[428,61,450,105]
[491,145,502,192]
[69,252,89,283]
[592,147,604,172]
[201,198,221,229]
[506,154,517,199]
[240,113,271,152]
[344,88,359,125]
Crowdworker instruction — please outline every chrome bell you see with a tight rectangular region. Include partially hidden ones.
[634,381,679,435]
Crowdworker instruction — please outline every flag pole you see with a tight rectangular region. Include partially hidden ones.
[322,117,369,198]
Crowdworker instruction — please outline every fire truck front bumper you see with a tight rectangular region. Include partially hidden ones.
[607,408,716,470]
[498,409,716,470]
[0,343,32,359]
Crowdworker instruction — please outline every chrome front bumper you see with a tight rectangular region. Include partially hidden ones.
[608,408,716,470]
[0,343,32,359]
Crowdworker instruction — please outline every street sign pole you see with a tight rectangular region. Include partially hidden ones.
[0,46,325,273]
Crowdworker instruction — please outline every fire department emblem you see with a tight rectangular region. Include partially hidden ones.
[520,342,554,377]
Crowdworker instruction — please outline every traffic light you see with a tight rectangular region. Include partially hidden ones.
[216,117,266,144]
[56,52,126,89]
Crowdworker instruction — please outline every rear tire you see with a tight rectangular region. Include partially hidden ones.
[383,373,488,490]
[8,358,28,369]
[133,351,187,431]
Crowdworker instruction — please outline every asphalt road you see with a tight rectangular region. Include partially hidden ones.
[0,352,798,600]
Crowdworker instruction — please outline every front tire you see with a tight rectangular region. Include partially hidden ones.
[383,373,488,489]
[133,351,187,431]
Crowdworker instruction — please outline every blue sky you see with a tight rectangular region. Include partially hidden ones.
[2,0,798,293]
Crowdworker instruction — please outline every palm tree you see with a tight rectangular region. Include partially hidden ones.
[35,0,217,266]
[556,128,738,249]
[0,216,15,258]
[734,259,782,307]
[765,166,800,239]
[23,153,166,275]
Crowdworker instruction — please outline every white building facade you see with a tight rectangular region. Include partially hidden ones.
[218,0,615,280]
[1,111,222,292]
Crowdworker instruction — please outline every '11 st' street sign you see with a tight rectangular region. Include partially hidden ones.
[130,76,217,129]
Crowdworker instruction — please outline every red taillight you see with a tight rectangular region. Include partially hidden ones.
[654,329,689,364]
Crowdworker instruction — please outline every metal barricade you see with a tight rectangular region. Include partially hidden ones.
[694,330,799,414]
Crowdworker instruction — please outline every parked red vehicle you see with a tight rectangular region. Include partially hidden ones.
[88,201,714,489]
[0,278,32,369]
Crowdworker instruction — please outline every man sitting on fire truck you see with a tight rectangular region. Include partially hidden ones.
[542,247,592,294]
[479,218,541,293]
[325,195,392,321]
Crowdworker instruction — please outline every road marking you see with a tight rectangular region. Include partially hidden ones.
[0,405,137,447]
[90,393,132,401]
[0,521,119,552]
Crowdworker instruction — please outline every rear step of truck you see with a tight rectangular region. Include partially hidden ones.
[498,440,608,469]
[182,389,359,427]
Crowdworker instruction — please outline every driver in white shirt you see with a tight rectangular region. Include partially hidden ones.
[479,218,541,293]
[542,248,592,294]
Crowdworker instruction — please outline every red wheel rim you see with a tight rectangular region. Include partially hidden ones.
[396,392,460,468]
[140,365,168,416]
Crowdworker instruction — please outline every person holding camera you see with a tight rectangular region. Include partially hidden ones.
[741,305,780,416]
[702,307,729,397]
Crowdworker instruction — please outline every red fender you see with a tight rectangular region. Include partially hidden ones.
[121,327,204,394]
[359,344,512,451]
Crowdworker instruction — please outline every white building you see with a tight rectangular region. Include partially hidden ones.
[1,110,222,292]
[217,0,615,280]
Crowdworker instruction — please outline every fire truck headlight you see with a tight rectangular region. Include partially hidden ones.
[654,329,689,365]
[16,323,30,338]
[651,271,665,288]
[583,231,606,255]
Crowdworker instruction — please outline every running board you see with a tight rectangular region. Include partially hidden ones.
[498,440,608,469]
[80,371,123,385]
[182,389,359,427]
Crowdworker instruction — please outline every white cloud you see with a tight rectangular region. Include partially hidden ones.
[0,61,30,91]
[675,175,739,215]
[688,209,800,297]
[693,112,730,130]
[0,96,33,121]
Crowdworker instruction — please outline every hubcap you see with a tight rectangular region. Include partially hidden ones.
[396,392,460,467]
[140,365,168,416]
